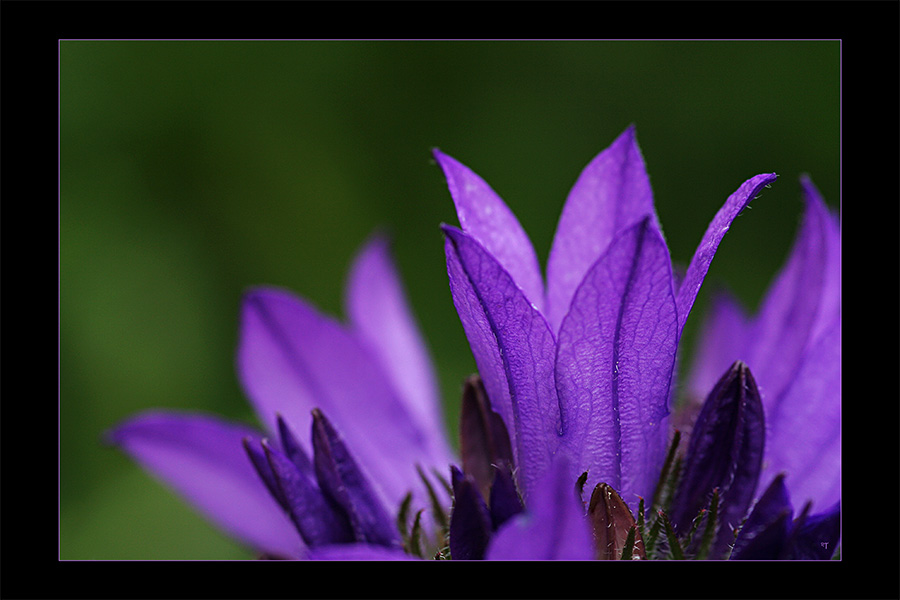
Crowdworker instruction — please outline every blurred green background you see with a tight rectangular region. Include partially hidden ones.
[60,40,839,559]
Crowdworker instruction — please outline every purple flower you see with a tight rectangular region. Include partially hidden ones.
[108,126,839,561]
[108,235,456,558]
[435,125,777,518]
[309,455,596,561]
[685,176,841,557]
[729,473,840,560]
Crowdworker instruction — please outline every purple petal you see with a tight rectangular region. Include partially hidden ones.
[686,290,751,404]
[675,172,778,335]
[344,234,452,462]
[686,177,840,512]
[489,464,524,530]
[800,176,841,344]
[448,466,492,560]
[485,457,594,560]
[306,543,419,560]
[107,412,302,558]
[730,474,793,560]
[669,361,765,557]
[242,437,288,509]
[443,225,561,500]
[745,181,834,409]
[554,217,678,513]
[311,409,401,549]
[545,125,658,333]
[785,501,840,560]
[275,414,314,479]
[258,440,355,547]
[761,317,841,510]
[443,234,515,450]
[433,148,545,311]
[235,286,441,508]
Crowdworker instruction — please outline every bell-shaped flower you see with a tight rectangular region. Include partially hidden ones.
[436,125,777,515]
[108,235,456,558]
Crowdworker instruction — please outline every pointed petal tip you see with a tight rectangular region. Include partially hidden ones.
[309,408,332,441]
[103,411,192,448]
[357,229,393,255]
[618,122,637,141]
[103,422,127,447]
[274,412,288,430]
[441,224,473,251]
[440,222,461,238]
[241,285,288,303]
[449,463,465,485]
[730,359,751,377]
[431,147,457,170]
[799,174,829,207]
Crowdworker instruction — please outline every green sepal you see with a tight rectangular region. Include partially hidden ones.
[416,465,449,537]
[431,466,454,499]
[620,525,638,560]
[695,488,720,560]
[396,491,414,551]
[408,508,426,558]
[659,510,684,560]
[684,508,707,551]
[644,509,664,557]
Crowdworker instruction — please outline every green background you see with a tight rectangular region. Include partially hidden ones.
[60,40,839,559]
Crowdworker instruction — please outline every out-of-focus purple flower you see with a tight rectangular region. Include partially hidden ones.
[435,125,777,517]
[108,235,456,558]
[685,176,840,558]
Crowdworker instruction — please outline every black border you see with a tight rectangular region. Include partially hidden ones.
[3,1,897,598]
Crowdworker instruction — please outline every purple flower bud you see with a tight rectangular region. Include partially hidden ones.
[669,361,764,558]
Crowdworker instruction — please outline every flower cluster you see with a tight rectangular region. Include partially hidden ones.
[109,126,840,560]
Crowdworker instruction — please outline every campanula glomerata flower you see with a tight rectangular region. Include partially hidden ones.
[109,126,839,560]
[109,236,456,558]
[436,125,776,514]
[434,126,838,560]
